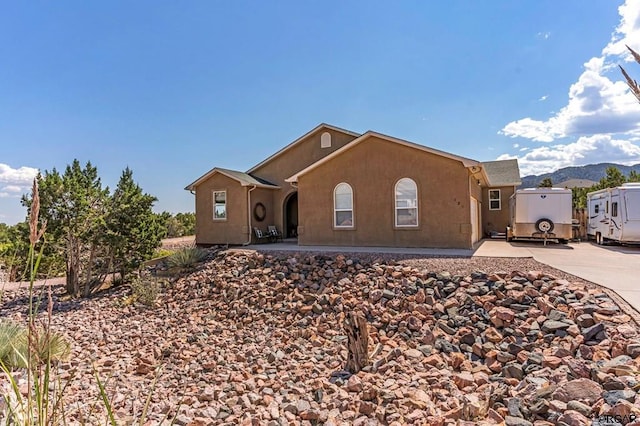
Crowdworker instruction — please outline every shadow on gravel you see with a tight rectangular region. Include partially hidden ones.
[1,284,87,317]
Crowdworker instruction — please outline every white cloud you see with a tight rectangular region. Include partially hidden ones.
[2,185,23,193]
[537,32,551,40]
[513,143,519,148]
[498,134,640,175]
[602,0,640,57]
[498,0,640,176]
[501,117,562,142]
[501,56,640,141]
[0,163,38,198]
[539,95,548,101]
[501,0,640,143]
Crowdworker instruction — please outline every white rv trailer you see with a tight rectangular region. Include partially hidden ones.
[507,188,573,243]
[587,183,640,245]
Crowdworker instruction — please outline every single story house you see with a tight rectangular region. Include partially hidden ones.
[185,123,521,249]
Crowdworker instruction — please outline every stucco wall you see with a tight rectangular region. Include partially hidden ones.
[482,186,515,235]
[194,174,248,245]
[250,128,358,232]
[249,187,275,239]
[469,174,482,200]
[296,136,473,248]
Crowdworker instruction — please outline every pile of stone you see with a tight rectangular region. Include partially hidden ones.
[1,250,639,425]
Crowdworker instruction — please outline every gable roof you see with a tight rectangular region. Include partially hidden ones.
[246,123,361,174]
[286,131,480,183]
[184,167,279,191]
[481,159,522,187]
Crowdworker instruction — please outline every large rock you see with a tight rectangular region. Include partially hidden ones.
[551,379,603,404]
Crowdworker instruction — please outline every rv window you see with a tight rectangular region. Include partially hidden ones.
[606,201,609,214]
[594,204,599,214]
[612,202,618,217]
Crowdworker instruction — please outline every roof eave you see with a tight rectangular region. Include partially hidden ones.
[184,168,280,191]
[184,167,227,191]
[241,183,281,189]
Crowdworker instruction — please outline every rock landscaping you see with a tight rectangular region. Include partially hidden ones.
[2,249,640,425]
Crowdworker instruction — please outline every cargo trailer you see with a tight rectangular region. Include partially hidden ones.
[507,188,573,243]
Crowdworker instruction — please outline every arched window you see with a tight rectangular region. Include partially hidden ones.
[395,178,418,227]
[320,132,332,148]
[334,183,354,228]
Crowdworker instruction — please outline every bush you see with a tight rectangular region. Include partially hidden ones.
[0,320,70,368]
[129,274,162,307]
[152,248,175,259]
[166,247,208,269]
[0,320,25,366]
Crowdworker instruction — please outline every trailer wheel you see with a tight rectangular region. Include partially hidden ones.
[535,218,554,233]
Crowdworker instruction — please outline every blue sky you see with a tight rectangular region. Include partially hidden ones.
[2,1,639,225]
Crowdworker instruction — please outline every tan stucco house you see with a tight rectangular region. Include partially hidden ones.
[185,123,521,249]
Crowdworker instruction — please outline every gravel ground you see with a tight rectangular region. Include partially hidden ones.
[258,250,590,284]
[1,249,638,425]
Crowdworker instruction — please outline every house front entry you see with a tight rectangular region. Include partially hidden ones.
[284,192,298,238]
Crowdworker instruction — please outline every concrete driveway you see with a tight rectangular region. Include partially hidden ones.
[475,239,640,312]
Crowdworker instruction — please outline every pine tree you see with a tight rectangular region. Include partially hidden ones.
[106,167,165,281]
[27,160,109,296]
[538,178,553,188]
[599,166,626,189]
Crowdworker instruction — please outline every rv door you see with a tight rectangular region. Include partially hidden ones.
[591,196,606,236]
[610,195,620,240]
[625,191,640,222]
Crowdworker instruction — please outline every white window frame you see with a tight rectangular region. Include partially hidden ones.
[213,190,227,221]
[395,178,418,227]
[489,189,501,211]
[333,183,354,228]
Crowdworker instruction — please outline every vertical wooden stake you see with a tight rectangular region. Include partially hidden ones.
[344,311,369,373]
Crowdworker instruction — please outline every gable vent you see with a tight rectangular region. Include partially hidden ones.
[320,132,332,148]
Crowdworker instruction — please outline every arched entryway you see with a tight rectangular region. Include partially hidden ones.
[284,192,298,238]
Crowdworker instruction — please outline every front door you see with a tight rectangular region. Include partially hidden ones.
[284,192,298,238]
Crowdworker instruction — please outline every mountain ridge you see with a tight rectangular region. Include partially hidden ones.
[520,163,640,188]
